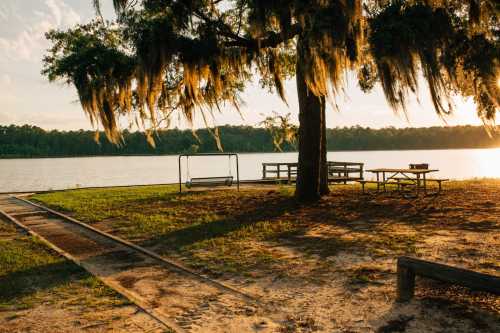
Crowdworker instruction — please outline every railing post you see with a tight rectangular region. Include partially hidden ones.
[262,164,266,179]
[277,164,281,180]
[178,155,182,193]
[236,154,240,191]
[344,163,347,184]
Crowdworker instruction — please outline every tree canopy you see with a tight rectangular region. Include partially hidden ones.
[42,0,499,200]
[43,0,499,143]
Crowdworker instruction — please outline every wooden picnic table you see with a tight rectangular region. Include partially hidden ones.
[366,168,439,195]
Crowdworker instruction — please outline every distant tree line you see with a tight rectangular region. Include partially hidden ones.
[0,124,498,158]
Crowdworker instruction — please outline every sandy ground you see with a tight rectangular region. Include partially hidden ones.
[0,304,166,333]
[214,183,500,332]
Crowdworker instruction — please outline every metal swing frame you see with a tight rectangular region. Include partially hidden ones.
[178,153,240,193]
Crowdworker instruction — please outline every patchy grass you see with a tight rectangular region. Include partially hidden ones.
[32,180,500,279]
[30,180,500,331]
[33,185,301,276]
[0,218,170,332]
[0,223,128,311]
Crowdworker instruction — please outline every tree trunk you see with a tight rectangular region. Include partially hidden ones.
[319,105,330,195]
[295,37,329,202]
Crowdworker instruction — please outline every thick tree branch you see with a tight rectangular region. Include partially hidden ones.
[223,24,302,50]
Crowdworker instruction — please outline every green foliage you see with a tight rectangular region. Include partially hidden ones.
[260,112,298,151]
[42,21,136,143]
[0,124,498,158]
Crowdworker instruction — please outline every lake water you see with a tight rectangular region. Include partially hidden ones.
[1,148,499,193]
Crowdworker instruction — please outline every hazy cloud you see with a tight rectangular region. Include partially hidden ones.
[0,0,80,62]
[0,6,8,22]
[0,74,12,86]
[0,111,15,124]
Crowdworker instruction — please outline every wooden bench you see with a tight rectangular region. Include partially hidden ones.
[397,256,500,302]
[357,180,401,193]
[426,178,449,192]
[362,177,449,194]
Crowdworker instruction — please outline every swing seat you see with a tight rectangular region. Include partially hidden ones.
[185,176,234,189]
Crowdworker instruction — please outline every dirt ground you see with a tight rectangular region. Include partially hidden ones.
[30,180,500,332]
[0,304,167,333]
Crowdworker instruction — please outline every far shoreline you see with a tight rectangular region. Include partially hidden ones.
[0,146,499,160]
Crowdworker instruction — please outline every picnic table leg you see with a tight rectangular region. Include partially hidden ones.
[383,172,387,192]
[376,172,380,192]
[423,173,427,195]
[416,174,420,196]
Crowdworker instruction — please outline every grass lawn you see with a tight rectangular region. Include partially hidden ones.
[0,216,166,332]
[32,180,500,331]
[32,181,499,277]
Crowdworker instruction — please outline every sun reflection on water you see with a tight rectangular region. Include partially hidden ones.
[474,148,500,179]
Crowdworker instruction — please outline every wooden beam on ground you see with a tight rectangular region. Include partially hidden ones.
[397,256,500,302]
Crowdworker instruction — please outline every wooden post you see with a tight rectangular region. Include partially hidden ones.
[382,172,386,192]
[423,172,427,194]
[416,174,420,195]
[343,164,347,184]
[397,256,500,302]
[397,261,416,302]
[262,164,266,179]
[277,164,281,180]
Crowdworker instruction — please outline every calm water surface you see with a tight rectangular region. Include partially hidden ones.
[1,148,499,192]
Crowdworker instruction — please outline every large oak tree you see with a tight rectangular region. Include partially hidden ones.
[43,0,499,201]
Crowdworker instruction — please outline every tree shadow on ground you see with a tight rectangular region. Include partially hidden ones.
[0,261,86,305]
[138,190,299,251]
[374,284,500,333]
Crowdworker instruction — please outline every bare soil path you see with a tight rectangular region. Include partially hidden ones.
[0,196,282,333]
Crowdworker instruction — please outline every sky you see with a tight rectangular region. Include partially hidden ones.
[0,0,485,131]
